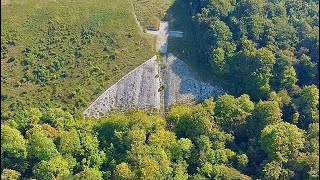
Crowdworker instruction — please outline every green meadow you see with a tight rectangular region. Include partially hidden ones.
[133,0,174,28]
[1,0,156,118]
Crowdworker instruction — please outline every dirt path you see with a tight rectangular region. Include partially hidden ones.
[146,21,169,53]
[131,2,144,33]
[157,21,169,53]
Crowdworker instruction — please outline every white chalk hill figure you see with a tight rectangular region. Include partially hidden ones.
[163,53,225,108]
[84,56,161,119]
[84,21,225,118]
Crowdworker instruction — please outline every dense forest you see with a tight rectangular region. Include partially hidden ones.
[1,0,319,179]
[190,0,319,98]
[1,90,319,179]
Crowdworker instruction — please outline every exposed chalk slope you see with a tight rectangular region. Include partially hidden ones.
[163,53,225,108]
[84,20,225,119]
[157,21,169,53]
[84,56,161,118]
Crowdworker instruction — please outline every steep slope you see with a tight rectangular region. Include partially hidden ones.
[163,53,225,108]
[1,0,155,118]
[84,52,225,118]
[84,56,161,118]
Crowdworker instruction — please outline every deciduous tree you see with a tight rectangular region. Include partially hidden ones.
[259,122,306,162]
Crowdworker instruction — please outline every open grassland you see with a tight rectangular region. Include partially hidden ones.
[1,0,155,119]
[133,0,174,28]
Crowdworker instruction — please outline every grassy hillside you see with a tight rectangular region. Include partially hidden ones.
[133,0,174,28]
[1,0,155,119]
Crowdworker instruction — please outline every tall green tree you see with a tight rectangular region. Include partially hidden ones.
[248,100,282,136]
[204,0,236,18]
[271,51,298,91]
[262,161,288,180]
[168,105,213,140]
[233,0,263,18]
[26,126,59,161]
[230,38,276,100]
[75,168,103,180]
[10,108,42,132]
[1,125,27,171]
[212,165,251,179]
[209,47,229,75]
[79,132,106,169]
[41,108,74,130]
[58,129,82,156]
[297,85,319,129]
[32,156,71,180]
[214,94,254,139]
[259,122,306,163]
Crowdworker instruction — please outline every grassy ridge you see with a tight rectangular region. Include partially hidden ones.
[1,0,155,119]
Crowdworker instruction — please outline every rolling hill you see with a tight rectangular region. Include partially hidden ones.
[1,0,156,119]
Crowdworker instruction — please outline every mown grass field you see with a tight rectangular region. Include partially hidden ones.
[1,0,155,119]
[133,0,174,28]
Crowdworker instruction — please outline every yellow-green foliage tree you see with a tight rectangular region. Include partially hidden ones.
[1,125,27,171]
[32,156,71,180]
[1,169,21,180]
[259,122,305,163]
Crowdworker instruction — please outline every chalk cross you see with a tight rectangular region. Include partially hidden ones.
[146,21,183,54]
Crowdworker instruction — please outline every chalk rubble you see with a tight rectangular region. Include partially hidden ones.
[84,20,225,119]
[84,55,161,118]
[163,53,225,108]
